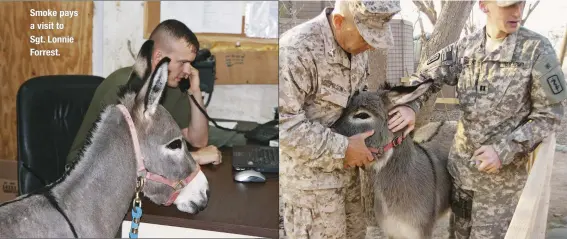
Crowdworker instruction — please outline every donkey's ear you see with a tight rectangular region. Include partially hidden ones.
[386,79,433,106]
[136,57,170,118]
[129,40,154,82]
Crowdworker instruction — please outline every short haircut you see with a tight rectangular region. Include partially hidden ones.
[149,19,200,54]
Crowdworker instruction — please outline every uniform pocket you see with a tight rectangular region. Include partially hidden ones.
[320,85,350,108]
[450,185,474,220]
[282,202,315,238]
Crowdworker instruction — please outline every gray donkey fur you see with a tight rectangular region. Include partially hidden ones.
[332,81,457,239]
[0,40,210,238]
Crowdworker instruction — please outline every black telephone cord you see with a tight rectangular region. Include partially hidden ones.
[188,93,250,134]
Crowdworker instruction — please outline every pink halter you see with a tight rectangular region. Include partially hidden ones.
[116,104,201,206]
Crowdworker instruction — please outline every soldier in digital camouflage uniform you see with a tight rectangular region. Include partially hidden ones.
[393,0,567,238]
[278,0,401,238]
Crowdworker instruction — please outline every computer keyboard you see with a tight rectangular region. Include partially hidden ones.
[253,147,278,168]
[232,145,279,173]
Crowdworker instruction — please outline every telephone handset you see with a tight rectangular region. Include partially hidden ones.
[178,77,191,93]
[178,49,212,94]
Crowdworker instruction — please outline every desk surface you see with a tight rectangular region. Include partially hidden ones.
[125,124,279,238]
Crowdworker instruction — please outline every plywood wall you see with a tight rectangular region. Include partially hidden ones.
[0,1,93,160]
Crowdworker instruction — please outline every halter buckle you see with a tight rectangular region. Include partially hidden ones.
[392,136,403,147]
[173,180,186,191]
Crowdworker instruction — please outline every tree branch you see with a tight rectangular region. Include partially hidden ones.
[413,0,437,25]
[521,0,540,26]
[425,0,435,11]
[418,12,426,43]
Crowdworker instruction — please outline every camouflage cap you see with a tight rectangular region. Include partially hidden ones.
[494,0,525,7]
[349,0,401,49]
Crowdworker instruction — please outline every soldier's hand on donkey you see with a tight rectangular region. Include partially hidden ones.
[472,145,502,173]
[344,130,377,168]
[387,106,416,137]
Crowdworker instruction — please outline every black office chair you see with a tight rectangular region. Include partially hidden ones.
[16,75,104,195]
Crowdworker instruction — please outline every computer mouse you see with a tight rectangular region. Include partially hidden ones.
[234,170,266,183]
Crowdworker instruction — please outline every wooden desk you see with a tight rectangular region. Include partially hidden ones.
[123,145,279,238]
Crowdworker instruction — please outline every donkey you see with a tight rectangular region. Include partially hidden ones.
[332,81,456,239]
[0,40,209,238]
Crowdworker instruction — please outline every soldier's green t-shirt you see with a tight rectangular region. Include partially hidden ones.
[65,66,191,165]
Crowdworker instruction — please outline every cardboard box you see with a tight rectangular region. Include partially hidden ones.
[197,35,278,85]
[213,50,278,85]
[0,159,18,203]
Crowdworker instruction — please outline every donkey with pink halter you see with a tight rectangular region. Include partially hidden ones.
[117,103,201,207]
[0,40,209,238]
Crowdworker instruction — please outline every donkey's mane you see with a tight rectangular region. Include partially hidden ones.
[73,79,140,174]
[117,74,144,100]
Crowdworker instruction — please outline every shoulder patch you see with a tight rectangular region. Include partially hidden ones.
[532,53,567,104]
[427,53,440,65]
[537,65,567,104]
[547,75,564,95]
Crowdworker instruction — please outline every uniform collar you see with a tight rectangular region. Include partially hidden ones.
[317,8,350,68]
[473,26,518,62]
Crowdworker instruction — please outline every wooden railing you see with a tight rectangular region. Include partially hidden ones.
[505,133,556,239]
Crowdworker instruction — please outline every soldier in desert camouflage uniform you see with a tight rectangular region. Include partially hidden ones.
[278,0,402,238]
[390,0,567,238]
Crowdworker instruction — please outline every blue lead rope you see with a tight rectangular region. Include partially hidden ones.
[129,206,143,238]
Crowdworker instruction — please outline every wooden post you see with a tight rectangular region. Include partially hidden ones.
[143,1,161,39]
[505,133,556,239]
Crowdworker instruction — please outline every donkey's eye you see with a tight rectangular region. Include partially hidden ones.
[166,139,183,150]
[353,112,371,119]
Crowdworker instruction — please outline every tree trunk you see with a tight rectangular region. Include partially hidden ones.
[367,48,389,90]
[362,48,388,229]
[414,0,476,129]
